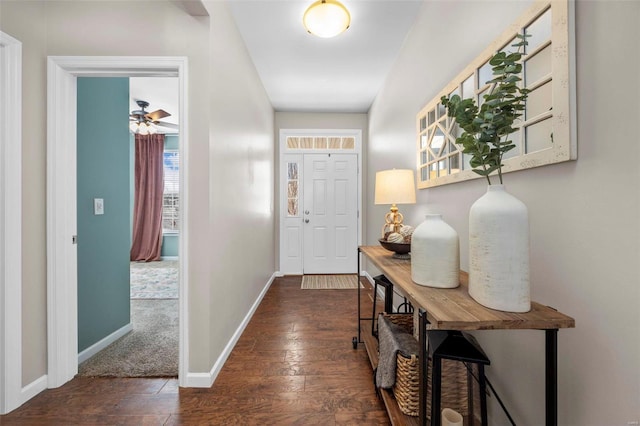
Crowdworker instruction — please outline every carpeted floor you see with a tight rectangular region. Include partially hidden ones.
[130,260,178,299]
[77,299,178,378]
[301,274,361,289]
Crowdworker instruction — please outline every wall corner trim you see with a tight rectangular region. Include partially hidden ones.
[0,30,23,415]
[20,375,48,407]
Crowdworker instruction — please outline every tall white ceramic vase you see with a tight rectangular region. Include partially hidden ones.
[468,185,530,312]
[411,214,459,288]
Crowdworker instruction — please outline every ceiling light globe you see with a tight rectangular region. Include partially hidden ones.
[129,121,138,133]
[138,124,149,135]
[303,0,351,38]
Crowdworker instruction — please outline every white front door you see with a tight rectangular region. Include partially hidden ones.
[302,154,358,274]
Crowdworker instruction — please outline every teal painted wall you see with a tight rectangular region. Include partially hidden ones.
[164,134,179,150]
[161,233,179,257]
[77,77,131,352]
[130,133,179,258]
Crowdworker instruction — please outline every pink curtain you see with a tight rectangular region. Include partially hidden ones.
[130,133,165,262]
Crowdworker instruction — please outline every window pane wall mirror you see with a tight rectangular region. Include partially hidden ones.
[416,0,576,189]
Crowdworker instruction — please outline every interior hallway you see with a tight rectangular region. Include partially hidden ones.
[0,276,389,425]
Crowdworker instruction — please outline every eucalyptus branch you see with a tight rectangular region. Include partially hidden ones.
[441,33,529,185]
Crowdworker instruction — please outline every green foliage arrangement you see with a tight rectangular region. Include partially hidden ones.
[441,34,530,185]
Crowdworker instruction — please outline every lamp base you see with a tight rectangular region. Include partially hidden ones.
[382,206,404,237]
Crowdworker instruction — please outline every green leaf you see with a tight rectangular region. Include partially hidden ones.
[489,53,506,65]
[440,35,530,184]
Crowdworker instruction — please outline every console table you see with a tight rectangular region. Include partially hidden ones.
[356,245,575,426]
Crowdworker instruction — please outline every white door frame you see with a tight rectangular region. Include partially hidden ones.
[46,56,190,388]
[278,129,362,274]
[0,31,23,414]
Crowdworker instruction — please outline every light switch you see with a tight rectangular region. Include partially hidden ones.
[94,198,104,215]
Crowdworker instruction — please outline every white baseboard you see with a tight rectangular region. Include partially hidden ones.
[77,323,133,364]
[364,269,400,310]
[183,372,214,388]
[21,375,47,404]
[184,272,278,388]
[161,256,178,261]
[363,270,375,285]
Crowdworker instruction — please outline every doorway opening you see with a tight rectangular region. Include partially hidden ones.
[46,56,189,389]
[278,130,362,275]
[74,76,181,378]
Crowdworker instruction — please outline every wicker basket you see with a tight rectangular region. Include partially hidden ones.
[382,313,470,418]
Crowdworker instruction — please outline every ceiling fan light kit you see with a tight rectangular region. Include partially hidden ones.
[129,121,157,135]
[303,0,351,38]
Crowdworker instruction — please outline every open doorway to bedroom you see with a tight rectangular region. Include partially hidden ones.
[46,56,189,390]
[75,77,180,378]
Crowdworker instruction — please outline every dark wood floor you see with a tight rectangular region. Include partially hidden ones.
[1,275,389,425]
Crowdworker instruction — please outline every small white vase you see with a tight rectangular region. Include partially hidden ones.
[411,214,460,288]
[441,408,463,426]
[468,185,531,312]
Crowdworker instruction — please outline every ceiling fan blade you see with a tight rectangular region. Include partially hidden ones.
[145,109,171,121]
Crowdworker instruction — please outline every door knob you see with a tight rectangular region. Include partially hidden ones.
[305,219,310,223]
[305,210,310,215]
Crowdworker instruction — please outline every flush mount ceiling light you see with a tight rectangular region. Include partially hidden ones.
[303,0,351,38]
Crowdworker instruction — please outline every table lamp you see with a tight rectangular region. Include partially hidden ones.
[374,169,416,238]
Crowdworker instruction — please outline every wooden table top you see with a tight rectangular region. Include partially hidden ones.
[360,245,575,331]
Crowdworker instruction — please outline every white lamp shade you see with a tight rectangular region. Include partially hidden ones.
[303,0,351,38]
[375,169,416,205]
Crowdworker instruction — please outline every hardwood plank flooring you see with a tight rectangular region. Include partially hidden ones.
[1,275,389,425]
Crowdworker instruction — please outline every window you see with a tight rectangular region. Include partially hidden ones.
[286,162,299,216]
[163,150,179,233]
[286,136,356,150]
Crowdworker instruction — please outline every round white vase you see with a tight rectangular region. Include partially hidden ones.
[411,214,460,288]
[468,185,531,312]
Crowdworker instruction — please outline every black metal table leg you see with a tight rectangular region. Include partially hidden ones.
[371,279,379,337]
[479,364,488,425]
[431,356,442,426]
[418,309,428,426]
[546,329,558,426]
[356,248,361,345]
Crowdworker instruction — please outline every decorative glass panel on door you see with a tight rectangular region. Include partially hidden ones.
[287,162,299,217]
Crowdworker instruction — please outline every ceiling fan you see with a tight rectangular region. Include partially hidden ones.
[129,99,178,134]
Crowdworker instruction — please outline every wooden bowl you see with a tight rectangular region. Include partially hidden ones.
[378,238,411,255]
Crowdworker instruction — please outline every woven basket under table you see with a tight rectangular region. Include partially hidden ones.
[382,313,474,419]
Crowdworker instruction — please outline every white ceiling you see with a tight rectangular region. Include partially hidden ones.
[129,77,179,133]
[129,1,423,117]
[228,0,422,113]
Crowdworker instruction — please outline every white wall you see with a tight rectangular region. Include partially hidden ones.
[368,0,640,424]
[0,0,274,388]
[205,0,275,372]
